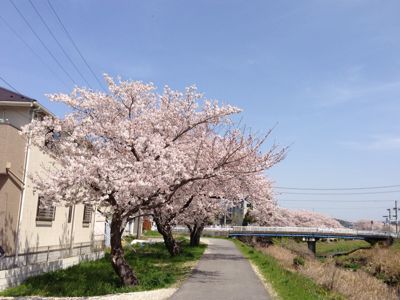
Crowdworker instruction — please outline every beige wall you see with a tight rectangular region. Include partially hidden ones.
[0,124,26,174]
[0,105,104,256]
[0,106,32,130]
[0,175,21,255]
[0,124,26,255]
[16,143,103,253]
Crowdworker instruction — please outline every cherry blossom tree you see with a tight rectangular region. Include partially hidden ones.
[252,205,343,228]
[23,76,245,286]
[148,124,286,255]
[153,154,280,250]
[353,219,385,231]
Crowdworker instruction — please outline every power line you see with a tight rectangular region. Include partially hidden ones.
[28,0,92,88]
[46,0,107,92]
[275,184,400,191]
[0,14,69,88]
[9,0,77,85]
[279,190,400,195]
[0,75,20,93]
[286,206,389,210]
[278,199,394,202]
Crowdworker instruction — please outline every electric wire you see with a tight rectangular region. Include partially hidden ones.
[0,14,69,88]
[46,0,107,92]
[8,0,77,85]
[278,199,394,203]
[275,184,400,191]
[28,0,93,88]
[0,75,20,93]
[285,206,390,210]
[279,190,400,195]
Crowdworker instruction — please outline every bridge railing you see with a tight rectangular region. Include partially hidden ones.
[231,226,396,238]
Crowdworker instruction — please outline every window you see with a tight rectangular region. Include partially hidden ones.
[67,206,73,223]
[82,205,93,224]
[36,196,56,222]
[0,111,6,123]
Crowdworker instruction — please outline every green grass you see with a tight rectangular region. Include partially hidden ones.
[0,240,206,297]
[142,230,162,237]
[391,239,400,250]
[233,239,344,300]
[316,240,370,256]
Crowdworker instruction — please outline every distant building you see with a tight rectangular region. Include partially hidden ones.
[123,217,143,238]
[221,199,251,226]
[0,87,105,290]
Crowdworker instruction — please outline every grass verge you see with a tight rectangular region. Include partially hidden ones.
[317,240,370,256]
[233,239,343,300]
[0,240,206,297]
[391,239,400,250]
[143,230,163,237]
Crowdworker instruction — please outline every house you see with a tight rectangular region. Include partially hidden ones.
[0,87,105,290]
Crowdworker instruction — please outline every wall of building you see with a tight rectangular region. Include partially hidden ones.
[0,175,21,255]
[0,101,106,290]
[0,118,104,255]
[0,123,26,175]
[14,141,102,253]
[0,124,27,255]
[0,106,32,130]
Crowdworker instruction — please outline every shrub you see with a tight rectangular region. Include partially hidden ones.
[293,256,305,267]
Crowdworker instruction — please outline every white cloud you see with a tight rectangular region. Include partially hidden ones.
[339,135,400,151]
[313,80,400,107]
[305,65,400,107]
[367,135,400,150]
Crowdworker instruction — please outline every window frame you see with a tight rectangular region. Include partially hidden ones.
[82,204,93,225]
[35,196,56,224]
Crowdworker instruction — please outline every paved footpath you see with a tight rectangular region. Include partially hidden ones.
[170,238,271,300]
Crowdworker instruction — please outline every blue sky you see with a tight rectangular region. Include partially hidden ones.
[1,0,400,221]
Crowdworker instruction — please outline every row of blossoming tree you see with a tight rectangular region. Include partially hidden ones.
[24,76,339,286]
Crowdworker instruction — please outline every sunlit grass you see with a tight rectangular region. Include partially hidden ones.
[233,239,344,300]
[0,240,206,297]
[317,240,370,256]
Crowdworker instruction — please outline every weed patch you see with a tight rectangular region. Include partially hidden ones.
[233,239,343,300]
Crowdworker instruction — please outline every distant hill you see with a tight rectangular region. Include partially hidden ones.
[335,219,353,229]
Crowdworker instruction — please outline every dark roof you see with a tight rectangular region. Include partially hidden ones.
[0,86,36,103]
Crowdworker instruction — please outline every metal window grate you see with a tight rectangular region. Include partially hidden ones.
[36,196,55,222]
[83,205,92,224]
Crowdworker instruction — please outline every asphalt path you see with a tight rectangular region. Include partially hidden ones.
[169,238,271,300]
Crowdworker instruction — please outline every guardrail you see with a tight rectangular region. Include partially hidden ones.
[171,225,398,238]
[230,226,397,238]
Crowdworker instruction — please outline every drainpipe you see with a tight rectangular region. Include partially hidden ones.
[13,108,34,265]
[91,206,97,251]
[69,205,76,255]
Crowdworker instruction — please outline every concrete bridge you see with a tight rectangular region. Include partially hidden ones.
[228,226,396,255]
[173,225,396,254]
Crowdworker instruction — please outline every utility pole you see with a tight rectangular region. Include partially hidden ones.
[393,200,399,235]
[383,215,389,232]
[387,208,392,233]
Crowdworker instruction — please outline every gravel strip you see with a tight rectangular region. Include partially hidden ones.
[0,288,177,300]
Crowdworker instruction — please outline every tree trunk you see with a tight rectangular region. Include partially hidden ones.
[153,215,181,256]
[110,212,139,286]
[188,223,204,247]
